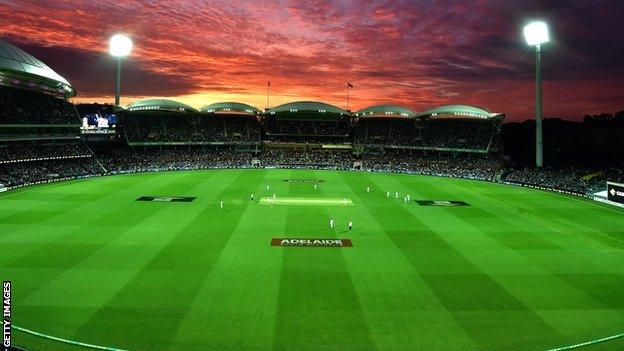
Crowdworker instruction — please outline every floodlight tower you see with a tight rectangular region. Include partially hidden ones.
[109,34,133,106]
[523,21,549,168]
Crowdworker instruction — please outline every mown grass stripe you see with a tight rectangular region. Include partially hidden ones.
[70,171,265,350]
[371,173,568,349]
[273,170,377,351]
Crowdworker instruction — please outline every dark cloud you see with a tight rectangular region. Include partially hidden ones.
[2,36,200,97]
[0,0,622,120]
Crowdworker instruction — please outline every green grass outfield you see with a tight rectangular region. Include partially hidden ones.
[1,169,624,351]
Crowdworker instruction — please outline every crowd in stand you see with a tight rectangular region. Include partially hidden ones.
[98,148,253,174]
[420,121,492,149]
[0,86,79,125]
[124,115,260,143]
[354,119,494,150]
[258,119,352,143]
[260,149,353,169]
[362,153,503,181]
[0,158,101,187]
[355,119,419,145]
[504,167,589,193]
[0,142,91,163]
[122,118,496,150]
[1,143,623,196]
[505,165,624,194]
[117,108,498,152]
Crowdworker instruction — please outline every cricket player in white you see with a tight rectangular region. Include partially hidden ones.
[266,185,270,191]
[330,217,334,229]
[366,186,370,193]
[314,184,317,190]
[348,221,353,230]
[220,200,224,208]
[395,192,399,199]
[250,193,254,200]
[386,191,390,198]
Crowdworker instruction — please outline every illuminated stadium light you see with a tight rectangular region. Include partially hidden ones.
[109,34,133,106]
[523,21,549,46]
[109,34,133,57]
[523,21,550,167]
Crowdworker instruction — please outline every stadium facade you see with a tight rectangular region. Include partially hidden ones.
[4,38,616,201]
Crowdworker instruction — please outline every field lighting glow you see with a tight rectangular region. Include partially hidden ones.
[523,21,549,46]
[109,34,133,57]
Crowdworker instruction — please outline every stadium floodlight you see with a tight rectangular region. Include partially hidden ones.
[109,34,133,106]
[523,21,549,46]
[524,21,549,168]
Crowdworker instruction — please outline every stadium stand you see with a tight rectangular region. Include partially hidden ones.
[3,39,622,198]
[362,152,503,181]
[0,141,91,163]
[0,40,98,189]
[0,158,101,188]
[97,147,253,173]
[260,149,353,169]
[263,101,351,144]
[197,102,261,143]
[0,86,79,125]
[414,105,503,152]
[353,104,419,146]
[122,99,198,143]
[121,100,261,144]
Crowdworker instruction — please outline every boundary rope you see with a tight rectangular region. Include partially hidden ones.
[13,324,128,351]
[545,331,624,351]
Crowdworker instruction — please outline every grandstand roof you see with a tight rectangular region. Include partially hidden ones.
[200,102,260,115]
[267,101,348,120]
[354,104,416,119]
[0,40,75,97]
[126,99,198,113]
[415,105,504,120]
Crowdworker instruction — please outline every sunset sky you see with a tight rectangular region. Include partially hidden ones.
[1,0,622,121]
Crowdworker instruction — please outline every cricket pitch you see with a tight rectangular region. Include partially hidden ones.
[259,197,354,206]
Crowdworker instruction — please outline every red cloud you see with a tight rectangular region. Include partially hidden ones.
[0,0,622,120]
